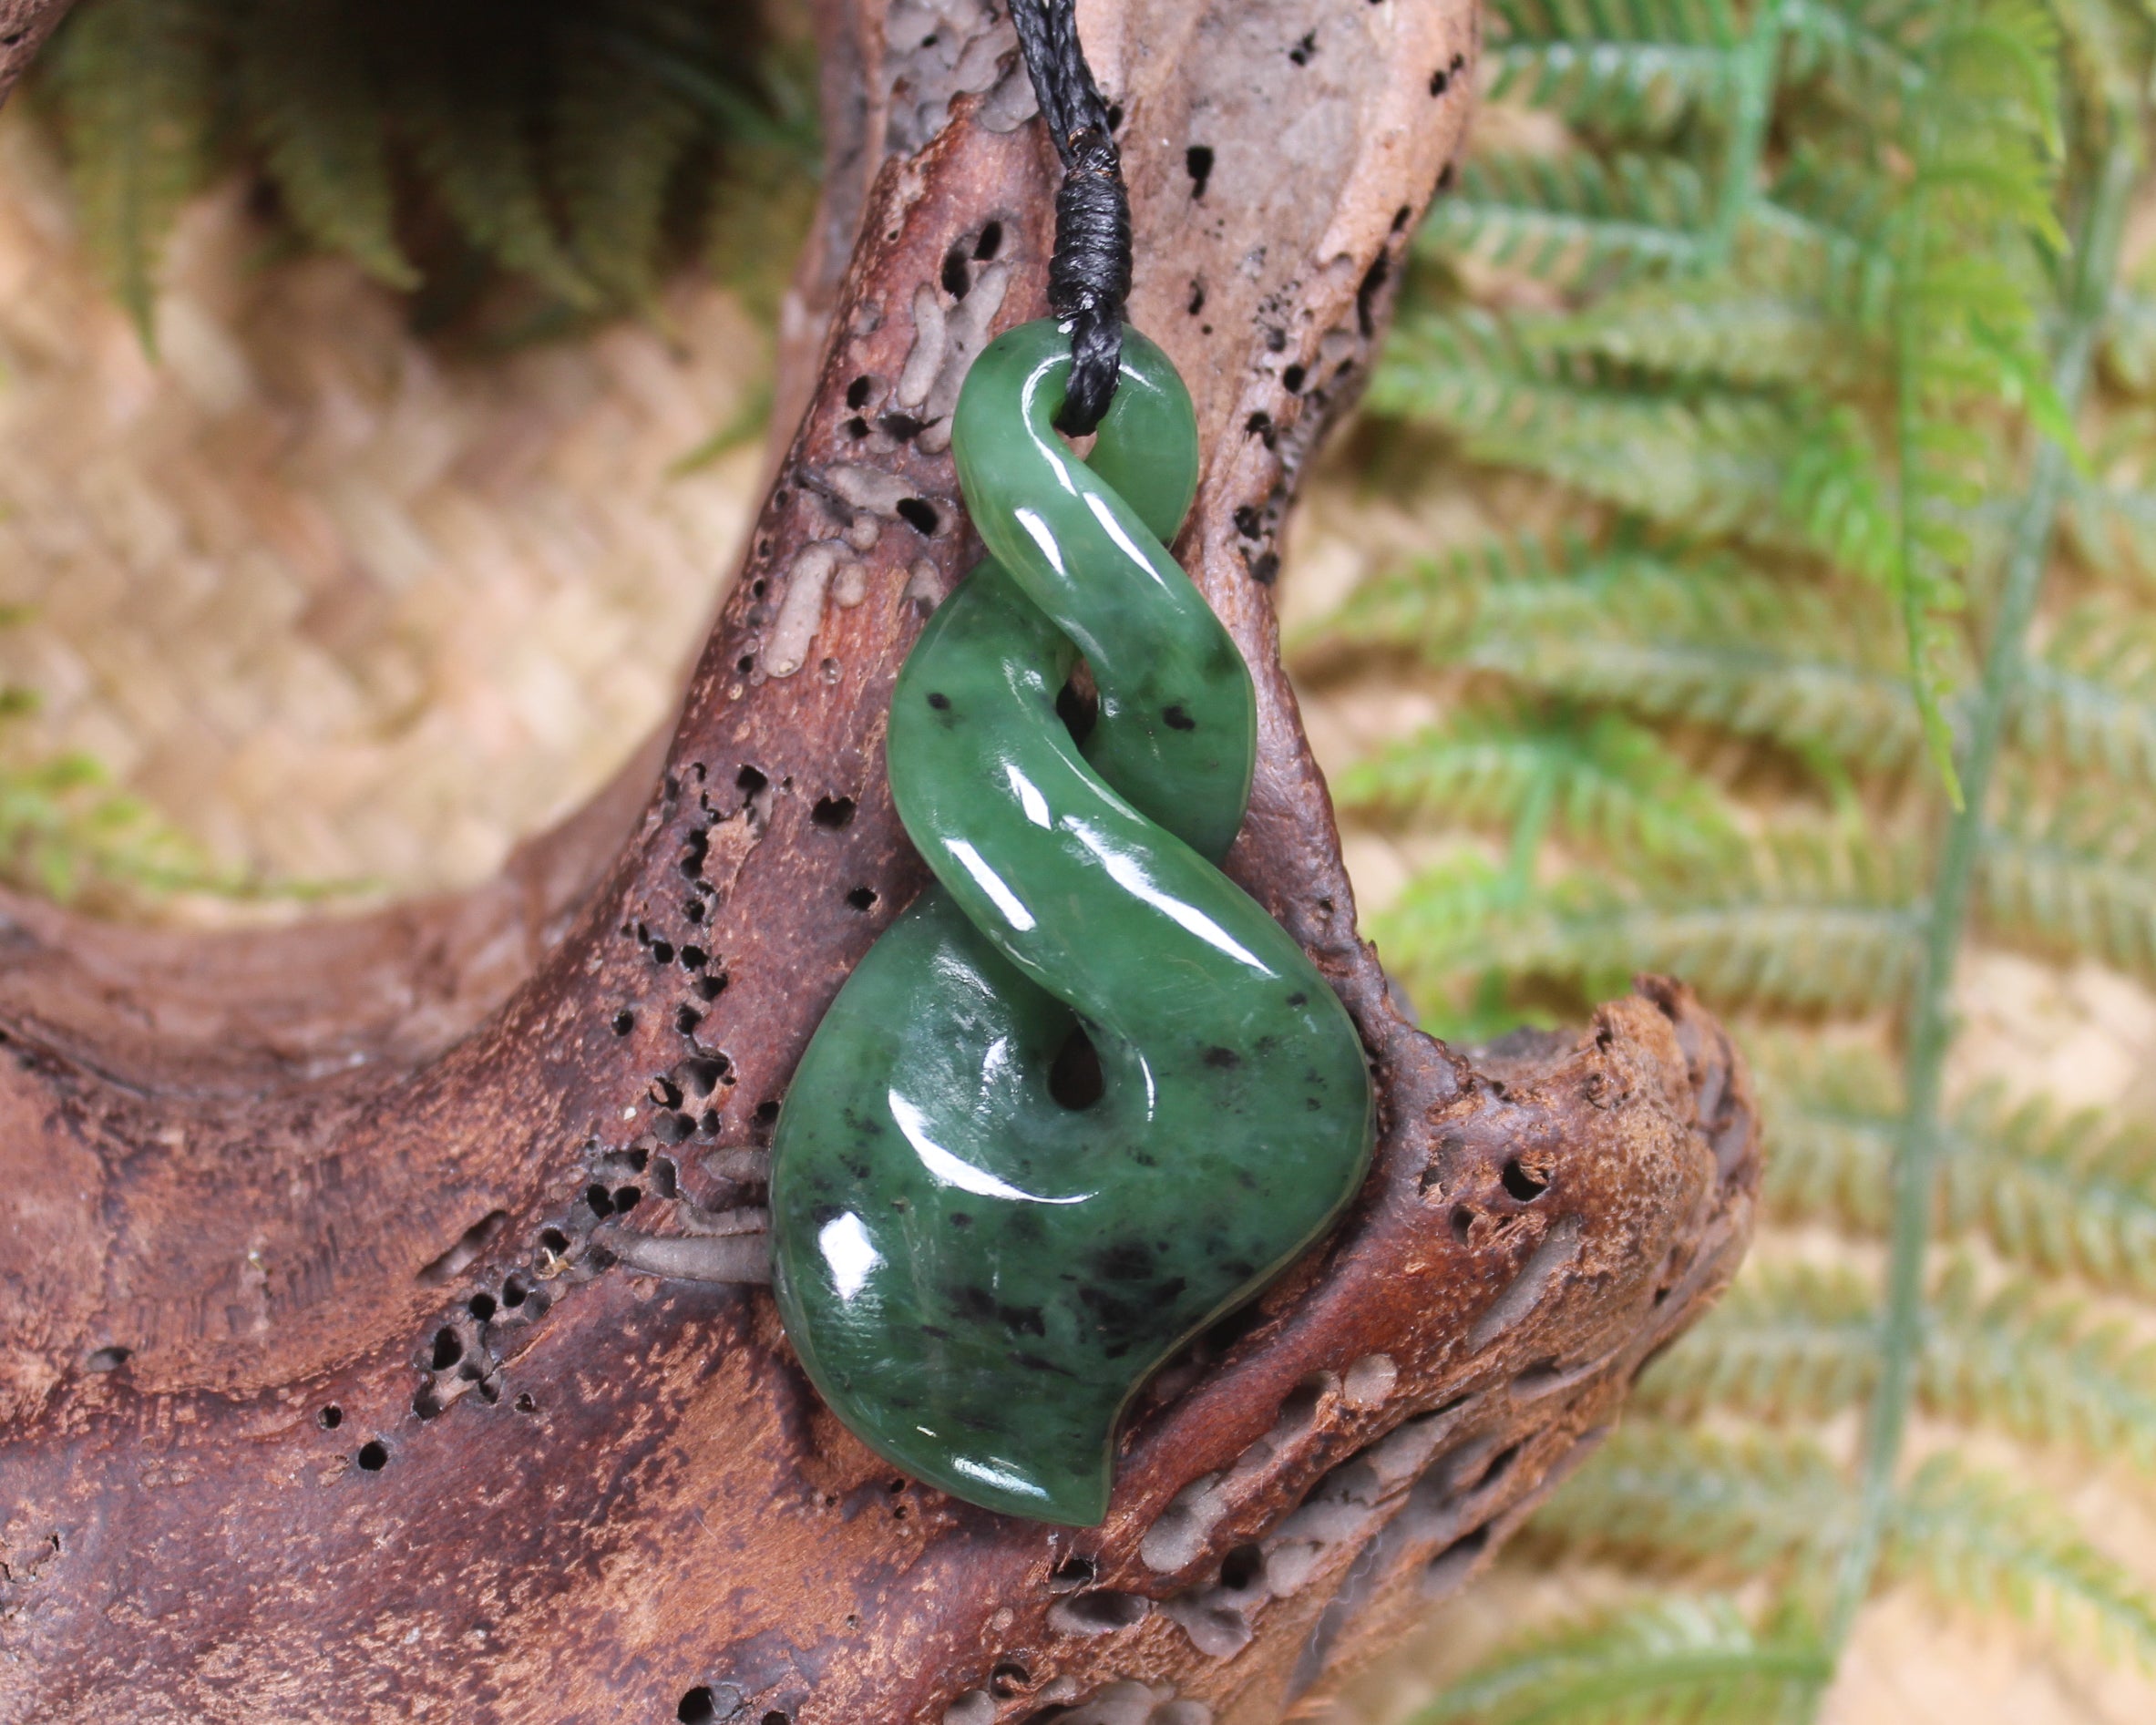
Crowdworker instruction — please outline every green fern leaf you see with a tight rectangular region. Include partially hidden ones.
[1365,312,1808,540]
[390,10,599,309]
[1408,1594,1827,1725]
[1484,0,1746,138]
[1751,1038,2156,1297]
[1635,1261,1882,1424]
[1419,151,1713,285]
[1779,0,1930,94]
[1380,828,1925,1019]
[1520,282,1866,390]
[1533,1426,1850,1577]
[1895,1454,2156,1664]
[1539,1431,2156,1663]
[1979,792,2156,979]
[2010,601,2156,786]
[549,0,708,308]
[237,0,415,290]
[1337,705,1741,864]
[1640,1258,2156,1472]
[45,0,223,349]
[1946,1085,2156,1297]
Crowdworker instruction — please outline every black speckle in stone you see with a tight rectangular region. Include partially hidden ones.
[950,1211,973,1227]
[1307,1096,1324,1111]
[1000,1304,1047,1337]
[1011,1350,1077,1377]
[920,1323,953,1340]
[811,1204,842,1227]
[1203,1045,1241,1070]
[1094,1240,1155,1283]
[1163,703,1196,732]
[953,1284,1000,1320]
[927,692,951,711]
[1286,991,1309,1008]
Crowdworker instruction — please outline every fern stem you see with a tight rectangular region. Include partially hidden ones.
[1827,111,2141,1658]
[1703,4,1781,268]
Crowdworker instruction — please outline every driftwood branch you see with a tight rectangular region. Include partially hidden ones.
[0,3,1760,1721]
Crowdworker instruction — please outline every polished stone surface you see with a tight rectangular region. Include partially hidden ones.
[770,321,1374,1524]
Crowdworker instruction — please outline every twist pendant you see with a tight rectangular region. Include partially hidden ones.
[769,320,1374,1525]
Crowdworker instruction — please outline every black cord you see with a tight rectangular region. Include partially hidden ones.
[1008,0,1130,436]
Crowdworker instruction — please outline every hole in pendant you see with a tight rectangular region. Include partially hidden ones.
[1049,1023,1105,1110]
[1056,663,1098,744]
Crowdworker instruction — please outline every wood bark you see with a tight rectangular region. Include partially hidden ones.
[0,4,1761,1722]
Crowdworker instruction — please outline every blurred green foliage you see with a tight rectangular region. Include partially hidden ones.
[1294,0,2156,1716]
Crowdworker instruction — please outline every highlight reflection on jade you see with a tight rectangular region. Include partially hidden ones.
[768,320,1374,1525]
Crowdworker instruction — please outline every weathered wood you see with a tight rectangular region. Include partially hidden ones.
[0,0,69,108]
[0,4,1761,1721]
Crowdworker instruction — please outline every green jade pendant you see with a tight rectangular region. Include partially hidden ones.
[768,319,1374,1525]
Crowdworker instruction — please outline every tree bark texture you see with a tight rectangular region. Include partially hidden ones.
[0,4,1761,1722]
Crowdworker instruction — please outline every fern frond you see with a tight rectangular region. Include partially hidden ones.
[387,13,599,309]
[1540,1431,2156,1662]
[1296,535,1652,664]
[1484,0,1746,138]
[1636,1261,1881,1423]
[2010,601,2156,786]
[46,0,223,348]
[1946,1085,2156,1297]
[237,0,414,290]
[1749,1033,1902,1230]
[1534,1426,1849,1576]
[1336,705,1741,864]
[1309,536,1925,780]
[1408,1595,1828,1725]
[1922,1259,2156,1470]
[0,748,228,902]
[1751,1038,2156,1297]
[2101,289,2156,398]
[1465,560,1929,770]
[1418,151,1713,285]
[1365,312,1807,541]
[1780,0,1930,94]
[1894,1454,2156,1665]
[1641,1258,2156,1472]
[2062,416,2156,581]
[1979,792,2156,978]
[1521,282,1866,390]
[1380,828,1925,1016]
[551,0,707,309]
